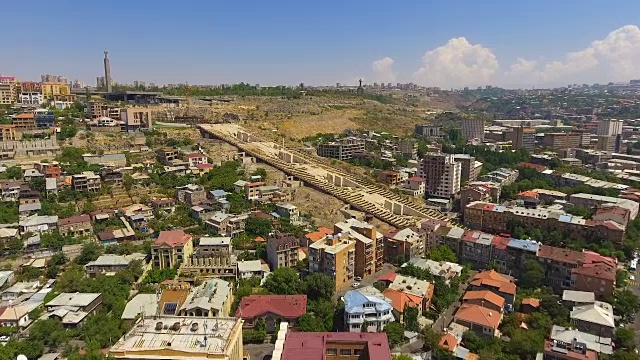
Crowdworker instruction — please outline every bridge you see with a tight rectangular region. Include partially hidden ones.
[198,123,454,229]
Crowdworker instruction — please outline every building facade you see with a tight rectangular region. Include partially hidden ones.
[417,153,461,198]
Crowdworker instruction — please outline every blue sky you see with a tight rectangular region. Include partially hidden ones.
[3,0,640,88]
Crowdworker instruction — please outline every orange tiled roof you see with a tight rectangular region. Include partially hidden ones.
[522,298,540,308]
[439,333,458,352]
[471,270,517,295]
[454,303,501,329]
[463,290,505,308]
[304,227,333,243]
[382,288,422,313]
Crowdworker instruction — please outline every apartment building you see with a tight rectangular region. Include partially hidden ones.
[383,228,424,263]
[460,183,500,211]
[507,126,536,152]
[0,125,20,141]
[398,138,417,159]
[72,172,101,192]
[417,153,461,198]
[236,295,307,332]
[461,118,485,141]
[34,162,61,178]
[176,184,208,206]
[308,234,356,293]
[401,177,426,197]
[204,212,248,237]
[85,253,146,278]
[546,325,612,359]
[266,233,300,270]
[151,230,194,269]
[0,82,17,105]
[477,168,519,185]
[568,193,638,219]
[334,219,382,278]
[464,202,625,245]
[317,138,366,160]
[275,203,300,223]
[19,82,43,105]
[280,332,392,360]
[343,289,394,332]
[41,82,70,100]
[11,113,36,130]
[157,148,181,165]
[384,274,434,317]
[597,119,623,136]
[469,270,516,310]
[378,170,400,186]
[453,154,482,182]
[58,214,93,237]
[542,132,582,149]
[87,101,121,120]
[570,301,615,338]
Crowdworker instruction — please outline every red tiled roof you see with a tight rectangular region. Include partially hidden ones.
[439,333,458,352]
[304,227,333,242]
[58,214,91,226]
[152,198,175,205]
[518,162,548,171]
[454,303,501,329]
[463,290,505,308]
[573,262,616,281]
[196,163,213,169]
[382,288,422,313]
[377,272,397,282]
[281,332,391,360]
[236,295,307,319]
[380,170,399,175]
[407,176,425,182]
[246,181,266,187]
[14,113,35,119]
[471,270,517,295]
[522,298,540,308]
[185,153,205,159]
[517,190,538,197]
[537,245,583,264]
[154,230,192,247]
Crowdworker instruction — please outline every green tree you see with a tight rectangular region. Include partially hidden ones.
[263,267,303,295]
[244,216,272,238]
[393,355,414,360]
[383,322,405,348]
[28,318,71,348]
[519,259,545,289]
[303,273,335,302]
[403,305,419,332]
[614,289,640,322]
[251,167,267,181]
[29,177,46,192]
[123,173,134,192]
[75,242,103,265]
[2,166,22,180]
[427,245,457,262]
[296,313,326,332]
[615,326,637,351]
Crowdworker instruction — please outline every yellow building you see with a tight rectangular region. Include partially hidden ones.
[109,316,245,360]
[152,230,194,269]
[0,76,18,105]
[41,82,70,100]
[308,233,356,293]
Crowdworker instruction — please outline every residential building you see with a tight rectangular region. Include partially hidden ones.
[417,153,461,198]
[507,126,536,152]
[401,176,426,197]
[236,295,307,332]
[384,228,423,263]
[405,258,463,284]
[34,162,61,178]
[185,153,208,167]
[280,331,392,360]
[72,172,101,192]
[120,107,153,132]
[57,214,93,237]
[597,119,623,137]
[317,138,366,160]
[302,227,334,247]
[563,290,596,307]
[11,113,36,130]
[398,138,417,159]
[157,148,181,165]
[45,293,103,327]
[266,233,300,270]
[343,289,394,332]
[121,203,154,232]
[464,202,625,246]
[542,132,582,149]
[87,101,121,120]
[41,82,70,100]
[275,203,300,223]
[477,168,519,185]
[152,230,194,269]
[121,294,159,326]
[178,278,233,317]
[549,325,612,356]
[308,234,356,293]
[204,212,248,237]
[520,298,540,313]
[568,193,638,219]
[334,219,382,278]
[180,248,237,281]
[0,79,18,105]
[385,274,434,316]
[462,290,505,313]
[461,118,485,141]
[453,154,482,182]
[460,230,496,269]
[0,125,20,141]
[592,205,631,227]
[19,215,57,234]
[176,184,208,206]
[570,301,615,338]
[469,270,516,311]
[542,338,598,360]
[0,305,30,328]
[378,170,400,186]
[460,183,500,210]
[415,124,443,138]
[109,316,244,360]
[85,253,146,278]
[151,198,176,213]
[453,303,502,337]
[237,260,270,280]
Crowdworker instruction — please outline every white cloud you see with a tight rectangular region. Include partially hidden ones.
[371,57,397,83]
[413,37,499,88]
[506,58,538,76]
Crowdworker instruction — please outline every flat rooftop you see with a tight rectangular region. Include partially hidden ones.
[110,316,242,358]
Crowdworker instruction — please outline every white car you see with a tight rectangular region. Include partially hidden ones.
[630,275,635,281]
[352,282,360,288]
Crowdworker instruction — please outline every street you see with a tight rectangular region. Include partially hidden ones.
[334,263,397,300]
[244,343,275,360]
[431,271,476,331]
[626,267,640,347]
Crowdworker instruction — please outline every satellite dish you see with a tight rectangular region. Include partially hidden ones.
[17,355,28,360]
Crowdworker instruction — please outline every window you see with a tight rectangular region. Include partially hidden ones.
[326,349,337,356]
[354,349,362,355]
[340,349,351,356]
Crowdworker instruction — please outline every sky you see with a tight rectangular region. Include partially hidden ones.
[2,0,640,89]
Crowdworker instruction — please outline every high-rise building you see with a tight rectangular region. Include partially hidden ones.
[104,50,112,92]
[597,119,623,137]
[453,154,482,182]
[508,126,536,152]
[417,153,461,198]
[541,132,582,149]
[308,233,355,293]
[398,138,417,159]
[461,118,485,141]
[0,76,18,105]
[40,74,67,83]
[266,233,300,270]
[334,219,382,277]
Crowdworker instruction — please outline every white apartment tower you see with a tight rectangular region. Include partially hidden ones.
[461,118,485,141]
[597,119,623,136]
[417,153,461,198]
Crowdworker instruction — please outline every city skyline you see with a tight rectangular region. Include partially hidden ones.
[2,0,640,88]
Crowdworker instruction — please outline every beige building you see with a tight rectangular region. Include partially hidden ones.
[333,219,381,278]
[109,316,245,360]
[72,171,101,192]
[266,233,300,270]
[152,230,194,269]
[309,234,356,293]
[58,214,93,237]
[121,107,153,132]
[0,125,20,141]
[85,253,146,278]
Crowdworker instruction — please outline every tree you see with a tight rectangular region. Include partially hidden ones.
[75,242,103,265]
[303,273,335,301]
[244,216,272,238]
[383,322,405,348]
[393,355,414,360]
[427,245,457,263]
[28,318,71,348]
[403,305,419,332]
[614,289,640,322]
[421,326,442,350]
[263,267,303,295]
[251,168,267,181]
[29,177,46,192]
[123,173,134,192]
[2,166,22,180]
[519,259,545,289]
[615,326,637,351]
[296,313,326,332]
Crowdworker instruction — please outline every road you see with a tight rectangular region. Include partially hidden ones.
[244,343,275,360]
[431,271,476,331]
[335,263,397,300]
[626,266,640,348]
